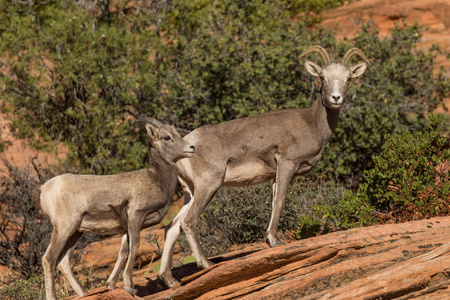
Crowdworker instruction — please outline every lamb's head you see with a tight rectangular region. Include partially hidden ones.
[300,45,370,109]
[137,117,196,163]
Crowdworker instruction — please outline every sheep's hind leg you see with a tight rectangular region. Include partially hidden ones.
[58,231,87,297]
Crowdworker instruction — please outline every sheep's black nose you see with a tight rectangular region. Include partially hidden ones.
[332,95,341,101]
[190,145,195,151]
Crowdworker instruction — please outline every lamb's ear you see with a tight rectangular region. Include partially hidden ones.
[305,60,322,77]
[349,63,367,78]
[145,124,158,141]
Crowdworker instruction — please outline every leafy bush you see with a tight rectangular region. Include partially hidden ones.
[286,0,355,23]
[357,113,450,222]
[299,114,450,235]
[0,1,156,174]
[0,273,45,300]
[1,1,448,182]
[297,189,375,237]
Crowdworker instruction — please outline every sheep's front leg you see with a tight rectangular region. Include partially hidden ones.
[107,234,128,290]
[159,192,193,287]
[181,179,222,269]
[122,215,144,295]
[266,160,298,247]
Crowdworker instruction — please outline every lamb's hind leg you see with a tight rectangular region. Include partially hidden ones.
[57,231,86,297]
[43,226,80,300]
[107,234,128,290]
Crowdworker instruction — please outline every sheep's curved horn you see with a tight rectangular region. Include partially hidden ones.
[299,45,331,65]
[342,48,371,66]
[137,117,164,128]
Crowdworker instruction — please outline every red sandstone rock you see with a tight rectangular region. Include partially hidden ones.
[74,217,450,300]
[321,0,450,75]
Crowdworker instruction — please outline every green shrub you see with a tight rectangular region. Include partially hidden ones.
[0,274,45,300]
[0,1,156,174]
[1,1,448,182]
[357,113,450,221]
[296,189,375,238]
[286,0,355,23]
[300,113,450,236]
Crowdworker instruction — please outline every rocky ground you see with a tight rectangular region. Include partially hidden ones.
[69,217,450,300]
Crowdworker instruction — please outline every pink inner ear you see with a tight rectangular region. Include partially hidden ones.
[146,124,158,139]
[350,63,367,78]
[305,61,322,77]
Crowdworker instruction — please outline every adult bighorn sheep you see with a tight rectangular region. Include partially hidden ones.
[34,118,195,300]
[158,45,370,287]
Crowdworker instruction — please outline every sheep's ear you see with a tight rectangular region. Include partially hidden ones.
[304,60,322,77]
[349,63,367,78]
[145,124,158,141]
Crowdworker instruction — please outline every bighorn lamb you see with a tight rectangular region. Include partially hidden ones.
[34,118,195,300]
[159,45,370,287]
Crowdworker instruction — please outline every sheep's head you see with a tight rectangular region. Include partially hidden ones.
[137,117,196,163]
[300,45,370,109]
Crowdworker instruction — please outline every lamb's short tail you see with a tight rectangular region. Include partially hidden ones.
[32,185,42,209]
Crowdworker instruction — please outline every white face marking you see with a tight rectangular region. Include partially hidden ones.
[331,79,342,104]
[321,64,351,108]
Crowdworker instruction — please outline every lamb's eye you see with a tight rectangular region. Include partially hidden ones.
[164,136,171,141]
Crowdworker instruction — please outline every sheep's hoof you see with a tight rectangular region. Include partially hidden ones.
[159,273,179,288]
[271,241,286,247]
[266,237,285,248]
[197,258,214,269]
[124,286,135,295]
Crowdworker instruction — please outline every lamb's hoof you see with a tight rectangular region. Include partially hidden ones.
[124,286,135,295]
[106,282,116,290]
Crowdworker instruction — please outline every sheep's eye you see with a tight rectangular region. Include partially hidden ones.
[346,77,351,83]
[319,75,325,81]
[163,136,171,141]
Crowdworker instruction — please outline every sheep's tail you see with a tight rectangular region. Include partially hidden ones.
[32,185,42,209]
